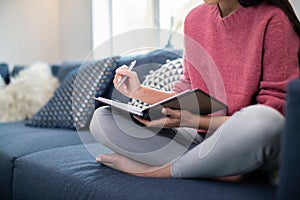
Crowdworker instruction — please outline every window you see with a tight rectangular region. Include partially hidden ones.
[159,0,201,33]
[92,0,203,53]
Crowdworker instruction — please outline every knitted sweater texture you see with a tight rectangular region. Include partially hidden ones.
[173,3,299,115]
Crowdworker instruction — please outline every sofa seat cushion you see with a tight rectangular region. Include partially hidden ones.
[13,144,276,200]
[0,121,96,200]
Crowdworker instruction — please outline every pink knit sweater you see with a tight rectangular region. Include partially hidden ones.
[173,3,299,115]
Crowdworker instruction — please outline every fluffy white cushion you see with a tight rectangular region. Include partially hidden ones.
[0,62,59,122]
[0,76,6,90]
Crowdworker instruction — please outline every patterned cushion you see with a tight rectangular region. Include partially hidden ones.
[26,57,119,130]
[129,58,183,108]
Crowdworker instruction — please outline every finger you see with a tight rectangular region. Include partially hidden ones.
[162,108,181,118]
[113,74,122,86]
[117,69,137,80]
[116,65,129,71]
[133,116,151,126]
[114,72,132,88]
[147,118,167,127]
[115,65,129,75]
[136,116,168,128]
[133,116,165,127]
[96,154,116,169]
[97,154,116,163]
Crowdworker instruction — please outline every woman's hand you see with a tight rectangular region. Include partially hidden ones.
[113,65,141,98]
[134,107,200,129]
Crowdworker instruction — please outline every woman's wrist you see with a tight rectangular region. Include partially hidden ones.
[131,86,176,105]
[197,116,230,131]
[131,85,145,100]
[187,114,202,129]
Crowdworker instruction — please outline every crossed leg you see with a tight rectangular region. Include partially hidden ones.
[90,105,284,180]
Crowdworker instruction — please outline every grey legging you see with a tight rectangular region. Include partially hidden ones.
[89,104,284,178]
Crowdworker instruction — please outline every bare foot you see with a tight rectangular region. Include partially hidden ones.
[96,154,242,181]
[96,153,172,178]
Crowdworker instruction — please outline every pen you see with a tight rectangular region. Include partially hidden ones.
[117,60,137,88]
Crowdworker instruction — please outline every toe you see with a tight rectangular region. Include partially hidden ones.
[96,154,104,163]
[96,154,121,170]
[97,153,119,164]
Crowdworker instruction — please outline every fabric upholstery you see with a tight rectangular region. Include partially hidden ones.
[11,65,26,78]
[0,49,286,200]
[55,61,82,82]
[0,121,96,200]
[10,63,79,82]
[0,63,10,84]
[277,78,300,200]
[14,144,276,200]
[26,68,78,130]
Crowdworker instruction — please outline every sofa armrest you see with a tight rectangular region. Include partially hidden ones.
[277,78,300,200]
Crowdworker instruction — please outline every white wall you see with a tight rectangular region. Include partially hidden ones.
[290,0,300,18]
[0,0,92,66]
[0,0,60,65]
[59,0,92,62]
[0,0,299,66]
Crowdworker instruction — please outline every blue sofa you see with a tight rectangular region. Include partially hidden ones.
[0,49,299,200]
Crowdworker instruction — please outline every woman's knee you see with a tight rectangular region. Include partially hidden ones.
[239,105,284,139]
[229,105,284,160]
[241,105,284,168]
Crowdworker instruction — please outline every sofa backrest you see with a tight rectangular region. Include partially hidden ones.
[0,63,10,84]
[11,61,82,83]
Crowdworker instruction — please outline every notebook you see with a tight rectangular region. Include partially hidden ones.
[94,88,227,120]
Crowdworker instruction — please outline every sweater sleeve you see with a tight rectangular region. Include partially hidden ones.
[172,55,192,94]
[257,12,299,115]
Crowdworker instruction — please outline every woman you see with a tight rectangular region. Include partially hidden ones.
[90,0,300,181]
